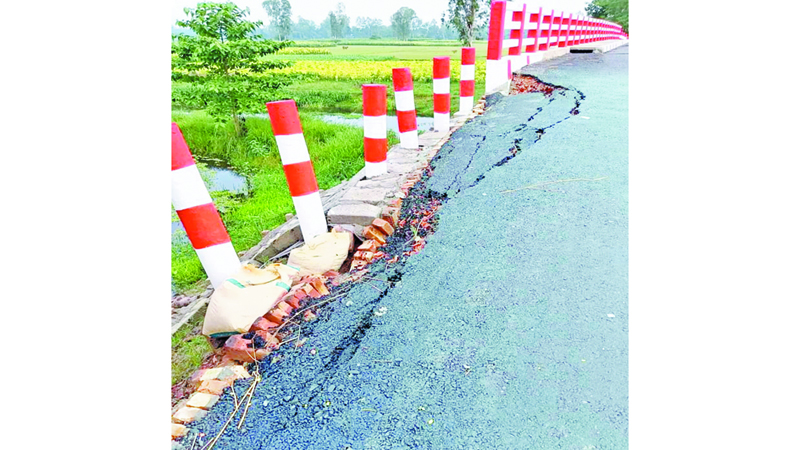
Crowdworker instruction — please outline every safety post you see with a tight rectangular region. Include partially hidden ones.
[432,56,450,132]
[458,47,476,115]
[391,67,419,149]
[171,123,241,289]
[486,0,508,94]
[265,99,328,242]
[362,84,388,178]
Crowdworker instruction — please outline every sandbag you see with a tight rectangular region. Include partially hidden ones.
[287,230,353,277]
[202,263,300,337]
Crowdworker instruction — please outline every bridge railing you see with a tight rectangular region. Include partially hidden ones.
[486,1,629,93]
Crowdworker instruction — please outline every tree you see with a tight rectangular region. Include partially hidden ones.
[390,7,418,41]
[442,0,490,47]
[354,16,384,39]
[172,2,292,136]
[262,0,293,40]
[586,0,628,34]
[292,16,322,39]
[328,3,349,39]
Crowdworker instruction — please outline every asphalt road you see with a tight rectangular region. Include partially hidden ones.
[181,45,629,450]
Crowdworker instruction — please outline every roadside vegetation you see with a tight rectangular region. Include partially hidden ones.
[171,0,496,394]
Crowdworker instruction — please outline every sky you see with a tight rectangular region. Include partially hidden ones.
[171,0,594,28]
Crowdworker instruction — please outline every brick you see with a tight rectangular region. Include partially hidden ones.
[276,301,293,314]
[189,367,223,385]
[303,310,317,322]
[173,406,208,424]
[381,206,400,228]
[372,218,394,236]
[222,335,258,363]
[196,379,229,396]
[171,423,189,439]
[309,277,329,296]
[285,296,301,309]
[307,287,322,299]
[264,307,288,323]
[251,317,278,333]
[363,226,387,246]
[327,202,382,226]
[254,330,281,349]
[350,259,368,271]
[186,392,220,410]
[357,240,378,252]
[353,250,374,263]
[322,270,340,279]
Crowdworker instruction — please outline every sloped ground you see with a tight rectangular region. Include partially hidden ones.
[176,46,628,450]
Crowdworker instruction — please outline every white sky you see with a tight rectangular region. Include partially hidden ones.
[171,0,593,28]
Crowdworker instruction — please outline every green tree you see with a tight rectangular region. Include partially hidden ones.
[328,3,349,39]
[262,0,293,40]
[172,2,292,136]
[586,0,628,34]
[390,7,418,41]
[443,0,490,47]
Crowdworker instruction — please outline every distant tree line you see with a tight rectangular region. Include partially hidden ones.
[172,1,496,42]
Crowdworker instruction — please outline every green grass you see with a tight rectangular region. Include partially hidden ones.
[171,110,396,293]
[277,79,486,117]
[172,303,213,385]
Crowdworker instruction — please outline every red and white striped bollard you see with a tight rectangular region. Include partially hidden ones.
[265,100,328,242]
[362,84,388,178]
[171,123,241,289]
[392,67,419,149]
[458,47,476,115]
[433,56,450,132]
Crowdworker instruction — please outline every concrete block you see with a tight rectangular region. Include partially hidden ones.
[388,162,419,174]
[340,187,390,205]
[196,379,229,396]
[327,203,382,226]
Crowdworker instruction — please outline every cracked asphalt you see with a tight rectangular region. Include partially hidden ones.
[180,45,629,450]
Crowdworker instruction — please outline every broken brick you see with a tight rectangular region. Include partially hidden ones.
[381,206,400,228]
[188,368,223,386]
[372,218,394,236]
[171,423,189,439]
[357,240,378,252]
[254,330,281,349]
[285,296,301,309]
[350,259,368,271]
[196,379,229,396]
[173,406,207,424]
[322,270,340,279]
[276,301,293,314]
[222,335,258,362]
[251,317,278,332]
[186,392,220,410]
[303,310,317,321]
[309,277,329,296]
[363,226,387,245]
[354,250,374,263]
[264,306,289,323]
